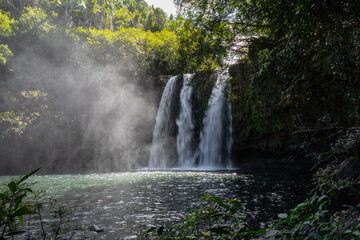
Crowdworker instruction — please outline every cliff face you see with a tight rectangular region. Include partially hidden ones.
[228,59,359,161]
[229,61,289,155]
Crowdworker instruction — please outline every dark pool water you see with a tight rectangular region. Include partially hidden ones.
[0,169,310,239]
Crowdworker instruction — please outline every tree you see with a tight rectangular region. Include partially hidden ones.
[113,6,133,29]
[0,0,34,19]
[145,5,167,32]
[0,10,13,71]
[13,6,55,36]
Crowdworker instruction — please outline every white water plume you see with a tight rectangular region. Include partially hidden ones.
[149,73,233,170]
[149,76,179,168]
[176,74,195,168]
[198,72,233,169]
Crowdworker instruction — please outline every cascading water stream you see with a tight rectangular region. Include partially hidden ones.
[176,74,195,168]
[149,76,179,168]
[149,73,233,169]
[198,73,233,169]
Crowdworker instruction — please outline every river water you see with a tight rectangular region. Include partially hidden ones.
[0,170,309,239]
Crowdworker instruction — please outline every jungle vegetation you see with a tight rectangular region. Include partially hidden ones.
[147,0,359,239]
[173,0,360,203]
[0,0,359,239]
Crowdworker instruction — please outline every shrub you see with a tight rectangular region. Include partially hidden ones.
[142,193,259,240]
[0,168,73,240]
[273,193,360,239]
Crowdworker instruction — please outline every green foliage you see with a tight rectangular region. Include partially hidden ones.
[177,0,360,160]
[314,156,360,200]
[175,0,360,145]
[0,0,34,19]
[0,168,39,239]
[0,90,47,138]
[0,0,179,75]
[0,0,181,172]
[0,11,13,70]
[0,169,78,239]
[175,18,226,73]
[0,44,12,69]
[173,3,360,239]
[0,111,40,137]
[272,193,360,239]
[229,75,286,151]
[145,194,360,240]
[144,5,167,32]
[69,26,179,75]
[0,10,13,38]
[113,6,135,29]
[0,0,174,32]
[142,29,179,75]
[0,0,181,173]
[14,6,55,36]
[143,194,257,240]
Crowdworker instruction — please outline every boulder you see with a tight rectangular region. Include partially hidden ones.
[88,225,104,233]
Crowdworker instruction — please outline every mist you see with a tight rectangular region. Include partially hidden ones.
[0,35,159,175]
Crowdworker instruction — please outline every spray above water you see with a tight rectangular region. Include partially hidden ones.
[1,40,158,174]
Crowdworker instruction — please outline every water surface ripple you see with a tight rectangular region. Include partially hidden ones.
[0,170,309,239]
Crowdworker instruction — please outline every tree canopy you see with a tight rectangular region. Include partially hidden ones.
[0,0,172,32]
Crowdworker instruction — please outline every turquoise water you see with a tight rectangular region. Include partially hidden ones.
[0,170,309,239]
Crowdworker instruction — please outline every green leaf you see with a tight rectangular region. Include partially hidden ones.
[215,196,231,209]
[205,193,210,200]
[8,181,16,193]
[256,229,266,235]
[157,226,164,236]
[213,196,223,205]
[209,227,231,235]
[15,193,27,210]
[309,231,322,238]
[18,168,40,184]
[230,204,241,214]
[141,227,156,239]
[0,193,10,201]
[0,210,7,217]
[13,207,34,217]
[22,188,33,193]
[235,216,241,228]
[18,215,23,225]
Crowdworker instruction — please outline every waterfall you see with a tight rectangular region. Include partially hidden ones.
[198,73,233,169]
[149,73,233,169]
[149,76,179,168]
[176,74,195,168]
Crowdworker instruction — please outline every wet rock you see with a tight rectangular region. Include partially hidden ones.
[88,225,104,233]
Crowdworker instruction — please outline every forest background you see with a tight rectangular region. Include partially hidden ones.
[0,0,359,238]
